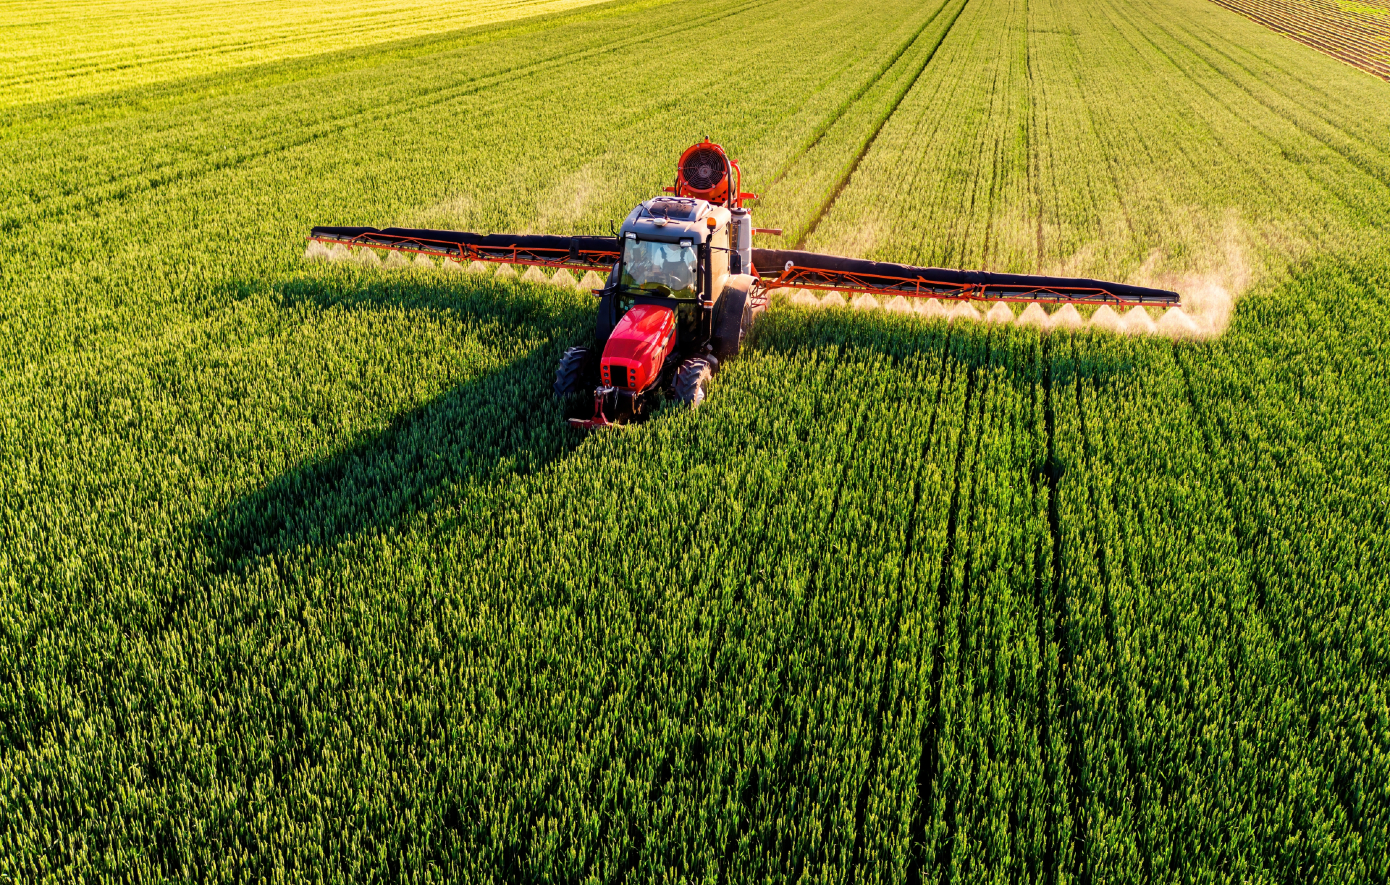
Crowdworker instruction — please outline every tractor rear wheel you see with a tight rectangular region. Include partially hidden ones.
[554,346,592,398]
[717,286,750,361]
[712,286,751,362]
[674,357,713,408]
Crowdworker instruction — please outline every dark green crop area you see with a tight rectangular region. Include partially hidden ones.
[3,0,1390,880]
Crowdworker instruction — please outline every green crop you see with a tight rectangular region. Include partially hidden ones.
[3,0,1389,880]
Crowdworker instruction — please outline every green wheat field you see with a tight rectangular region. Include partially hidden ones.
[3,0,1389,879]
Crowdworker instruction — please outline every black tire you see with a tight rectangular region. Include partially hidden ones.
[674,357,713,408]
[553,346,592,398]
[712,286,751,362]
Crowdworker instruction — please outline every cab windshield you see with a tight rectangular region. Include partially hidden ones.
[620,238,698,298]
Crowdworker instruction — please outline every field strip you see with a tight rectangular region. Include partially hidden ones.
[907,335,989,882]
[1116,0,1390,185]
[792,0,1039,270]
[693,414,819,867]
[792,0,971,248]
[1041,335,1087,884]
[898,338,959,880]
[946,5,1027,270]
[772,377,873,877]
[845,333,955,879]
[1103,0,1386,240]
[740,0,966,247]
[0,0,929,399]
[1072,353,1152,873]
[554,357,852,873]
[1097,3,1311,221]
[1036,0,1354,285]
[0,0,771,232]
[0,0,682,142]
[1170,343,1256,597]
[1173,1,1390,148]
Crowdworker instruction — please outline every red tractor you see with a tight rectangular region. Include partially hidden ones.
[310,140,1179,429]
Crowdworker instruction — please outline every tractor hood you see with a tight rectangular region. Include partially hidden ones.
[620,197,730,245]
[600,303,677,392]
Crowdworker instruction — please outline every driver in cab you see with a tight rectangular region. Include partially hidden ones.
[626,241,696,295]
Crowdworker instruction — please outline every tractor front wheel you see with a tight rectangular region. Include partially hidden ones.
[554,346,592,398]
[674,357,713,408]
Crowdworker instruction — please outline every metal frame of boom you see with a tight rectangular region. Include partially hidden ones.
[756,264,1179,307]
[308,229,620,275]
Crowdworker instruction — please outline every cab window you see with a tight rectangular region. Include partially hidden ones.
[620,239,698,299]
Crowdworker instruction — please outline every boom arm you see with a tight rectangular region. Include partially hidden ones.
[752,248,1180,306]
[309,226,622,273]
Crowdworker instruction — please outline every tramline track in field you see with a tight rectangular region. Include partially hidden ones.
[791,0,973,249]
[760,0,960,192]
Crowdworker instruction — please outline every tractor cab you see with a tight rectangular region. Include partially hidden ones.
[608,196,733,351]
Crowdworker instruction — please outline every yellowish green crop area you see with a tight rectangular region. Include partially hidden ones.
[0,0,633,107]
[2,0,1389,880]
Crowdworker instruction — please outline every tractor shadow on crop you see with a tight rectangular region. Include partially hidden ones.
[201,272,595,573]
[202,285,1145,574]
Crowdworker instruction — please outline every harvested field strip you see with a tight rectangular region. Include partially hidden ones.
[1209,0,1390,78]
